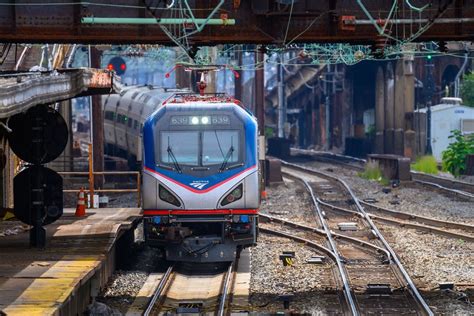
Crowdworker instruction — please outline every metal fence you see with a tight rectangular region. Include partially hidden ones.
[56,143,141,207]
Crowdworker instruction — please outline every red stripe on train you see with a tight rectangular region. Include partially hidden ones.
[143,209,259,216]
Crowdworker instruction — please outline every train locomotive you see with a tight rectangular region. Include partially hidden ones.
[103,87,260,262]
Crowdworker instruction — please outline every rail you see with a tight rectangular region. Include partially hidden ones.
[292,148,474,198]
[217,262,234,316]
[260,213,391,260]
[144,265,174,316]
[303,178,359,316]
[281,160,434,316]
[412,178,474,199]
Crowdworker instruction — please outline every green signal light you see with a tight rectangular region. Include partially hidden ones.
[427,54,432,60]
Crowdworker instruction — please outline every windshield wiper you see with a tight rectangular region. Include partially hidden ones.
[167,146,182,173]
[219,146,234,172]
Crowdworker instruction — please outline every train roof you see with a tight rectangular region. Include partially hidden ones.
[164,93,241,106]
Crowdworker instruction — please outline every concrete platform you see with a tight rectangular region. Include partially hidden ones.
[0,208,141,315]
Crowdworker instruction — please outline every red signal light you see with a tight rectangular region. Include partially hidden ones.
[106,57,127,75]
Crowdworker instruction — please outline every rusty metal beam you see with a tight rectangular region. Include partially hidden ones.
[0,1,473,44]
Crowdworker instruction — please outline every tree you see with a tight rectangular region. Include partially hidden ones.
[460,73,474,107]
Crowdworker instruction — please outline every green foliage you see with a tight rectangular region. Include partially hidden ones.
[265,127,275,139]
[359,161,389,186]
[411,156,439,175]
[461,73,474,107]
[441,130,474,177]
[365,125,376,139]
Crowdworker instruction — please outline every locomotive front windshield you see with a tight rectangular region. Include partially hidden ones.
[160,131,199,165]
[159,130,240,168]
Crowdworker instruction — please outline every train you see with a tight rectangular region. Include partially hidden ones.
[103,87,260,262]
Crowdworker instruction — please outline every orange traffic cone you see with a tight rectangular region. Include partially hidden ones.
[75,188,86,217]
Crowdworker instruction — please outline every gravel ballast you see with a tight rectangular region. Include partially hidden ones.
[251,181,343,314]
[301,159,474,224]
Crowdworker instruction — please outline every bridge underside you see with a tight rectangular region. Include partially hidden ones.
[0,1,473,44]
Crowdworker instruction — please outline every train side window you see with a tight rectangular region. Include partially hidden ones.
[134,120,139,130]
[117,114,124,124]
[128,118,132,128]
[105,111,115,121]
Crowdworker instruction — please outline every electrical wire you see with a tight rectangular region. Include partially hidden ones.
[282,0,294,46]
[285,11,334,46]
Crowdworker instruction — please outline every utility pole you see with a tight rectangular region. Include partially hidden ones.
[277,52,285,138]
[255,47,265,136]
[90,47,104,189]
[234,49,242,105]
[425,57,435,155]
[255,46,265,189]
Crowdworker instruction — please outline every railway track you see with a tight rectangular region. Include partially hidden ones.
[292,148,474,199]
[258,226,347,315]
[281,161,434,315]
[359,200,474,242]
[143,261,236,315]
[289,150,474,241]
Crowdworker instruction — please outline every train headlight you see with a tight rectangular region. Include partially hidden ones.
[201,116,210,124]
[221,184,243,206]
[159,185,181,207]
[191,116,199,125]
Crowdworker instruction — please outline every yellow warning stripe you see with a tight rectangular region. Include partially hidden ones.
[3,257,100,316]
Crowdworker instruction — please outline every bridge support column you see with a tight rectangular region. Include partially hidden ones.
[375,66,385,154]
[384,63,395,154]
[394,61,405,155]
[394,56,415,158]
[403,57,416,160]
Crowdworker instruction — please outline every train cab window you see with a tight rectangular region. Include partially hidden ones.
[202,131,240,166]
[160,131,199,166]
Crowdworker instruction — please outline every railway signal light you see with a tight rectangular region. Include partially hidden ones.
[107,56,127,75]
[7,105,67,248]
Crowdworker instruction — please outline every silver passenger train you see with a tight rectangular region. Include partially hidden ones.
[103,87,260,262]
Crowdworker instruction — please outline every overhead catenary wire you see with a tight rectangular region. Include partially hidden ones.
[282,0,295,46]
